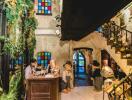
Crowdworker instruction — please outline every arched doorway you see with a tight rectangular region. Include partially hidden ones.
[73,49,93,86]
[73,48,93,86]
[73,51,86,76]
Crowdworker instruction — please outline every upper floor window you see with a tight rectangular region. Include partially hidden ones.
[34,0,52,15]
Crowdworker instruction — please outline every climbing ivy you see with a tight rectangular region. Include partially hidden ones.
[0,0,38,58]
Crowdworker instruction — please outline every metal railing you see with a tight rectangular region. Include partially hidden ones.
[99,21,132,59]
[108,73,132,100]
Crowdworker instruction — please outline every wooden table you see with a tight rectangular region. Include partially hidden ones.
[27,76,60,100]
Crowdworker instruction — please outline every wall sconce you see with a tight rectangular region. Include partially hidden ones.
[55,15,61,22]
[53,15,61,22]
[55,29,61,38]
[56,24,61,27]
[53,15,62,38]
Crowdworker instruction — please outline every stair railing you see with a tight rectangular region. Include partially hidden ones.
[99,21,132,59]
[108,73,132,100]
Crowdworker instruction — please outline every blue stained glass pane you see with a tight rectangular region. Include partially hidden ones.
[45,10,48,14]
[45,52,47,55]
[38,6,42,10]
[45,10,48,12]
[18,61,22,64]
[41,60,44,64]
[79,61,84,66]
[42,7,44,9]
[39,3,41,6]
[38,60,41,64]
[48,11,51,14]
[38,0,42,2]
[79,56,84,60]
[48,2,51,6]
[45,7,48,10]
[79,67,84,73]
[37,56,41,60]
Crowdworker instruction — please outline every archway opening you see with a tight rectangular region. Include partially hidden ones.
[73,49,93,87]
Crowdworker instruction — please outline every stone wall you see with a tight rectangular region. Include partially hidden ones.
[34,35,70,67]
[35,34,102,67]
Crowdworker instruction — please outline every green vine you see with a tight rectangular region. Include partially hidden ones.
[1,0,38,58]
[0,1,37,99]
[23,16,38,55]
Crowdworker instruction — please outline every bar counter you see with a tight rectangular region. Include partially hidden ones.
[27,76,60,100]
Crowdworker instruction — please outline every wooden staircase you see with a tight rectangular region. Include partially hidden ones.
[101,21,132,60]
[99,21,132,100]
[80,31,131,75]
[79,21,132,99]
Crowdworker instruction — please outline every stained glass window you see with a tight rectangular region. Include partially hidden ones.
[10,56,23,71]
[37,51,51,68]
[73,51,85,73]
[15,56,23,65]
[78,52,85,73]
[34,0,52,15]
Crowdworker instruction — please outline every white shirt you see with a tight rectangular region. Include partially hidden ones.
[25,65,32,79]
[62,70,72,83]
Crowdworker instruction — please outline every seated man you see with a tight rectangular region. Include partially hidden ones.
[25,59,38,79]
[24,58,38,100]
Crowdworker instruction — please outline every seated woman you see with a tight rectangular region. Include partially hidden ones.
[61,62,73,93]
[47,59,60,77]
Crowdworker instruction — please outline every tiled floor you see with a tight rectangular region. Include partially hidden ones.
[61,86,109,100]
[75,74,93,86]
